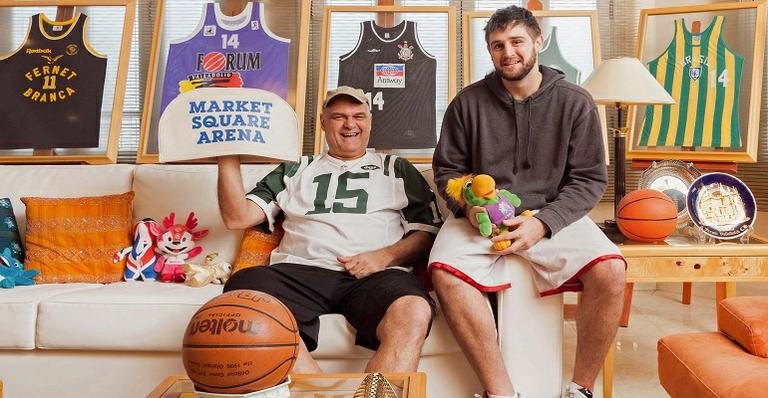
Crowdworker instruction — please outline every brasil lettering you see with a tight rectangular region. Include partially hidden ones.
[188,100,273,145]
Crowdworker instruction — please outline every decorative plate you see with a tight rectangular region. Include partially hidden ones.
[687,172,756,239]
[638,160,701,229]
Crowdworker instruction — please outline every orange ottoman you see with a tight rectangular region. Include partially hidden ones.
[658,297,768,397]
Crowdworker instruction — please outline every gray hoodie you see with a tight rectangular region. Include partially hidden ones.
[433,65,607,236]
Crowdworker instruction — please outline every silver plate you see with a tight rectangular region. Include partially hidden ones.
[638,160,701,229]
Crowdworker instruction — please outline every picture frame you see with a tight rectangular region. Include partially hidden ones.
[313,5,457,164]
[628,1,767,163]
[0,0,136,164]
[136,0,310,163]
[462,10,609,163]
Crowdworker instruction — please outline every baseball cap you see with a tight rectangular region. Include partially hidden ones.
[323,86,370,110]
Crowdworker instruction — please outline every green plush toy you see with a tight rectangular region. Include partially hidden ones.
[446,174,531,251]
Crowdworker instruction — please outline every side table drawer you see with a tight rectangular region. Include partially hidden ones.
[625,256,768,282]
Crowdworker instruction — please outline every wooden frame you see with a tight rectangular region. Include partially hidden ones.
[463,10,607,162]
[0,0,136,164]
[136,0,311,163]
[628,1,767,163]
[314,5,457,164]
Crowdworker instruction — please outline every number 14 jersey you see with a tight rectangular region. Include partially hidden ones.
[245,153,442,271]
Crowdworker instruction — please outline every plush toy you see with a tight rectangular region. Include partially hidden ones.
[0,248,39,288]
[114,218,161,281]
[154,212,209,283]
[446,174,531,251]
[183,252,232,288]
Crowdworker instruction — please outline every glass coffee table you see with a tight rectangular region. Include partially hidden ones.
[147,373,426,398]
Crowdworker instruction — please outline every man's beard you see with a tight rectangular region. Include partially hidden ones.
[497,53,537,81]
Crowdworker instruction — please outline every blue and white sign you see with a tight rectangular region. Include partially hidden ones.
[159,88,300,163]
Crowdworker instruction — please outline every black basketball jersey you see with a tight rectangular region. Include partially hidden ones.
[0,13,107,149]
[338,20,436,149]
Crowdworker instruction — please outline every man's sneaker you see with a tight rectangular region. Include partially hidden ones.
[564,384,593,398]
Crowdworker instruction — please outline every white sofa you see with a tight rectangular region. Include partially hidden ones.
[0,164,562,398]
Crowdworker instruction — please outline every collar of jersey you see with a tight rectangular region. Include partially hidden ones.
[39,12,81,41]
[213,1,253,31]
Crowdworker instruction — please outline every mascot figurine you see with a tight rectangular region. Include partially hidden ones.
[114,218,161,281]
[446,174,531,251]
[155,212,209,282]
[0,248,39,288]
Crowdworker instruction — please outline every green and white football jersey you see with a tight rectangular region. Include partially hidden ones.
[246,152,442,271]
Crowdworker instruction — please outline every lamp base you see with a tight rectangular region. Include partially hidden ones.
[599,219,626,243]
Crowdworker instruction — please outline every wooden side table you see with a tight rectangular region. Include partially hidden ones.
[147,372,426,398]
[602,235,768,398]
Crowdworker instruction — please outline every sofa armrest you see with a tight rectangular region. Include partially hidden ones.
[718,296,768,357]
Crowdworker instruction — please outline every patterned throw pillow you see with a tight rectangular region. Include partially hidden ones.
[232,223,284,274]
[21,192,134,283]
[0,198,24,263]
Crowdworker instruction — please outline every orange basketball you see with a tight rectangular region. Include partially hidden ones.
[182,290,299,394]
[616,189,678,242]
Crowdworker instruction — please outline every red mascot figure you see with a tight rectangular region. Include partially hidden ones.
[155,212,209,282]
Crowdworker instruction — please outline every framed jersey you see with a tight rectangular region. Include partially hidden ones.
[137,0,310,163]
[0,0,136,164]
[628,2,767,163]
[314,5,456,164]
[462,10,608,164]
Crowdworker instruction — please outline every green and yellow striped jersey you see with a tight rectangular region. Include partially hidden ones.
[638,16,743,149]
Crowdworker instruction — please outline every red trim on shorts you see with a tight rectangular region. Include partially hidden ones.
[429,262,511,292]
[539,254,627,297]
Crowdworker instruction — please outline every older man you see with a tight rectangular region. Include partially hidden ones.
[217,86,442,373]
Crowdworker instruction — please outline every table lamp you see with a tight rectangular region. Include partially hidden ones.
[581,57,675,234]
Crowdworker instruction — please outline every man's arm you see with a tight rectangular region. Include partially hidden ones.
[217,155,267,230]
[433,98,472,217]
[338,231,435,279]
[534,105,608,236]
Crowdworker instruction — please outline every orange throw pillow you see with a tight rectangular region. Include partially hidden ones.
[232,224,284,274]
[21,192,134,283]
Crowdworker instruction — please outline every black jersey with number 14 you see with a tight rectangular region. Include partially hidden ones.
[338,20,436,149]
[0,13,107,149]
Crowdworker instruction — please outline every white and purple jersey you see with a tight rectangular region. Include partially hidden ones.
[159,2,289,116]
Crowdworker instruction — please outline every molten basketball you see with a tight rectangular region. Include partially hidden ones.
[616,189,678,242]
[182,290,299,394]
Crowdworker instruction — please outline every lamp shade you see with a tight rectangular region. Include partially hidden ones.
[582,57,675,105]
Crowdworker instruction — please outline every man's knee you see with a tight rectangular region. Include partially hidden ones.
[382,296,432,339]
[584,259,626,295]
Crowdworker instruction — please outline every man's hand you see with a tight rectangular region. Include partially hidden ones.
[492,215,548,254]
[464,205,485,229]
[338,250,393,279]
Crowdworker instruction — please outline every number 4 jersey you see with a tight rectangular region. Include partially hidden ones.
[159,2,289,116]
[638,16,743,149]
[338,20,437,149]
[0,13,107,149]
[245,152,442,271]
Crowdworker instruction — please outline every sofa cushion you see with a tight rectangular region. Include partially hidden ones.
[132,164,274,265]
[0,165,135,237]
[658,332,768,398]
[0,284,102,349]
[718,296,768,357]
[21,192,134,283]
[36,282,224,351]
[232,224,283,273]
